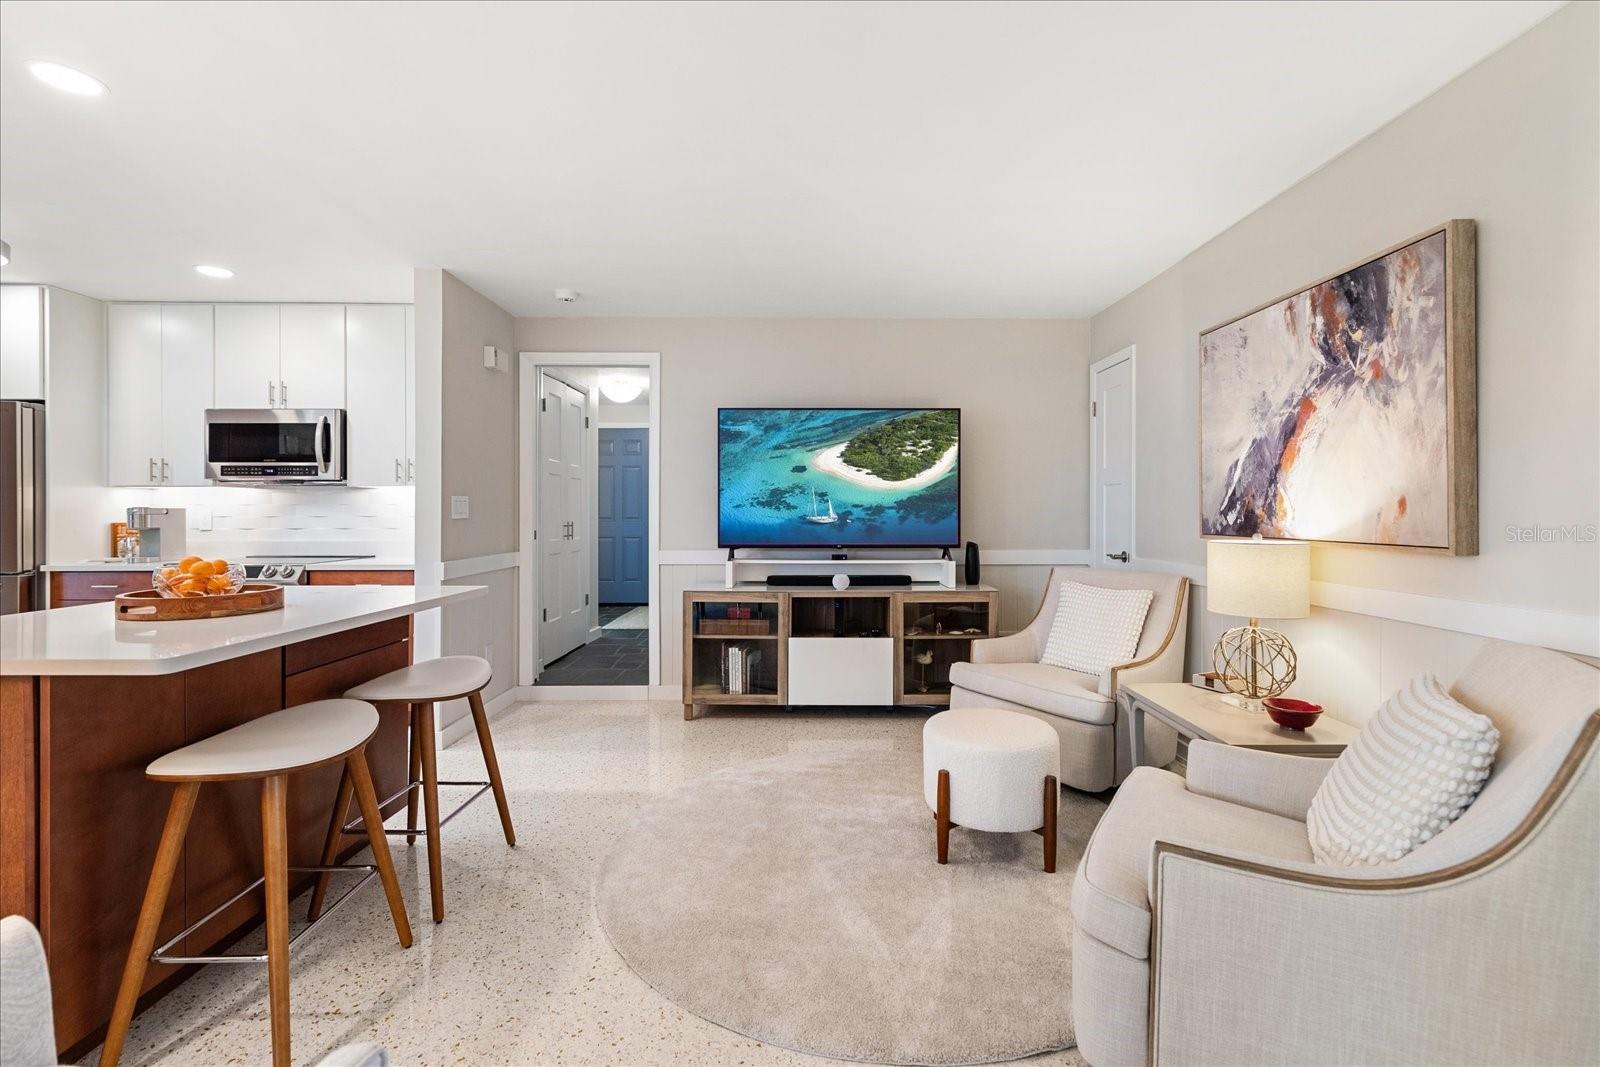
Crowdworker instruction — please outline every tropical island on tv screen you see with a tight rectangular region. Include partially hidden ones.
[718,408,961,547]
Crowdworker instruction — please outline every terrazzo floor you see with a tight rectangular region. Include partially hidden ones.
[82,700,1090,1067]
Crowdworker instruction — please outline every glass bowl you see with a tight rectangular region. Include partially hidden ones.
[153,560,247,598]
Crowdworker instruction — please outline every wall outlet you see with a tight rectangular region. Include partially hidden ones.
[450,495,470,520]
[193,508,213,532]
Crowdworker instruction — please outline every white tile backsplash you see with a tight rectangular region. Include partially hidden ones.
[74,485,414,561]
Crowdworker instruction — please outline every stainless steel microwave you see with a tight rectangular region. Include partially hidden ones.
[204,408,347,484]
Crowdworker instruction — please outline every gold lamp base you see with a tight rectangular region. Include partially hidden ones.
[1212,619,1297,707]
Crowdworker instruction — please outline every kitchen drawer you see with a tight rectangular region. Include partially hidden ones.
[305,569,414,586]
[50,571,153,604]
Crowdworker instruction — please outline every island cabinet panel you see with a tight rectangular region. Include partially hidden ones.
[284,637,413,833]
[0,677,38,921]
[42,672,189,1053]
[181,650,285,953]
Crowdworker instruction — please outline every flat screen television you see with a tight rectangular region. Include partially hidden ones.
[718,407,961,548]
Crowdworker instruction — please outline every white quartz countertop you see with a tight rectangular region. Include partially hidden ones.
[43,558,415,572]
[1,584,479,676]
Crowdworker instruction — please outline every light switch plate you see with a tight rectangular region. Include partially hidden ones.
[482,345,501,370]
[450,495,470,520]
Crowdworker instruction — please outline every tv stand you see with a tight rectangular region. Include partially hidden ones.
[724,552,957,588]
[682,583,998,719]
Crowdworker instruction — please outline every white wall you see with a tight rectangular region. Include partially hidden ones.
[1089,2,1599,723]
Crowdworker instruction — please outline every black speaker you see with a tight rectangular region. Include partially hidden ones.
[964,541,980,585]
[766,574,834,587]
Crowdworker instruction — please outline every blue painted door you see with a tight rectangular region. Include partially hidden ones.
[598,428,649,604]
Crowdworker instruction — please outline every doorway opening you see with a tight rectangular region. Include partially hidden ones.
[1089,345,1135,569]
[520,357,658,691]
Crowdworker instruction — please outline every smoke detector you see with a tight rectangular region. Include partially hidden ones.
[553,288,580,303]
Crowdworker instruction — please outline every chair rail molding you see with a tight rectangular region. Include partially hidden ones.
[1132,555,1598,658]
[440,552,520,580]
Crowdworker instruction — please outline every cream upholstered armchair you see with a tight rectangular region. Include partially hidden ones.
[949,567,1189,791]
[1070,640,1600,1067]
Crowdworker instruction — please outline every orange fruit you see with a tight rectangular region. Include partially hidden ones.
[178,555,202,573]
[160,567,179,580]
[210,559,229,573]
[178,578,206,596]
[208,575,233,593]
[187,560,216,579]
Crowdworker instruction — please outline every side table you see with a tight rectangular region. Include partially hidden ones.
[1122,681,1358,769]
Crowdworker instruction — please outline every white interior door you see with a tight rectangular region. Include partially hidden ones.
[538,373,589,667]
[1091,349,1135,568]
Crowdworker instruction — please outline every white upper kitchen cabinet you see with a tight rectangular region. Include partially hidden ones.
[214,303,281,408]
[344,304,407,486]
[159,305,214,485]
[107,303,165,485]
[404,305,415,481]
[1,284,45,400]
[279,304,346,409]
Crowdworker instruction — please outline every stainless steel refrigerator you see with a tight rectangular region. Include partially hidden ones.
[1,400,45,614]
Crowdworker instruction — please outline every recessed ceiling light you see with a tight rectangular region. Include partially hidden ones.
[28,61,107,97]
[194,264,234,279]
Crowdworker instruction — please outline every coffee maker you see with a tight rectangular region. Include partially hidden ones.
[125,507,187,562]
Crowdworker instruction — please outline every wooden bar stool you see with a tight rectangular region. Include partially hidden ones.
[308,655,514,926]
[99,699,412,1067]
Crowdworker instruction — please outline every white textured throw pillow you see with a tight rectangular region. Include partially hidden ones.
[1040,581,1154,675]
[1306,673,1499,866]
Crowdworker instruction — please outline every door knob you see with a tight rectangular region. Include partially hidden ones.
[1106,551,1130,563]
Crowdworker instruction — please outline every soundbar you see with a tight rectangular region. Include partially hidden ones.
[766,573,913,587]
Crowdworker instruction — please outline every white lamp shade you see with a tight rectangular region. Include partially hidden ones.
[1206,538,1310,620]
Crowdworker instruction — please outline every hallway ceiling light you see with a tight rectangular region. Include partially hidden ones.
[28,61,107,97]
[600,373,646,405]
[194,264,234,279]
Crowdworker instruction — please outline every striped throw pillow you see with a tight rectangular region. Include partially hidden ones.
[1040,581,1154,675]
[1306,673,1499,866]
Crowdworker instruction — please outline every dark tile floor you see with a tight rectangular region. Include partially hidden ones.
[536,605,648,685]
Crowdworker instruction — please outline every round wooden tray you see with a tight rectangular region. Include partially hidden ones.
[113,583,286,622]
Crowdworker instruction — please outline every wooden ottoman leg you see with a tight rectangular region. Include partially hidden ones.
[936,768,951,864]
[1042,774,1058,873]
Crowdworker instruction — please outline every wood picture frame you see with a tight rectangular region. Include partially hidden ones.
[1197,219,1477,555]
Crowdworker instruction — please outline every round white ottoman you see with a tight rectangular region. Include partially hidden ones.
[923,707,1062,872]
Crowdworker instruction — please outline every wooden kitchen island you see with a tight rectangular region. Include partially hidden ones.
[0,584,481,1059]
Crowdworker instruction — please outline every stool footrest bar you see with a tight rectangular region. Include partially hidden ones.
[340,778,492,836]
[150,863,377,965]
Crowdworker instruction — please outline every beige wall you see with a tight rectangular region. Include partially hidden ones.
[1090,1,1598,619]
[516,317,1092,551]
[440,271,518,562]
[417,269,520,726]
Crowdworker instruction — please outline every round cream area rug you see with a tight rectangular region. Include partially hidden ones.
[595,748,1107,1065]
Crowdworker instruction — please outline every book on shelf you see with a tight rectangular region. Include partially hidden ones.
[720,644,762,695]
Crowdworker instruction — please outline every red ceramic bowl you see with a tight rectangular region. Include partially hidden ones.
[1263,697,1323,731]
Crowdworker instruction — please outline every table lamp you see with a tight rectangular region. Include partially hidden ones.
[1206,535,1310,708]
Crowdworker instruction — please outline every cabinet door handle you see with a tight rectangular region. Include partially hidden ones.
[268,380,276,406]
[90,584,119,590]
[161,458,170,483]
[148,457,158,483]
[395,458,403,484]
[280,380,287,407]
[407,458,414,483]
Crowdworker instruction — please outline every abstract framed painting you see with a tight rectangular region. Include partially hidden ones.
[1199,219,1477,554]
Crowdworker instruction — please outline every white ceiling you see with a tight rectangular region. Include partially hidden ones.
[0,1,1561,318]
